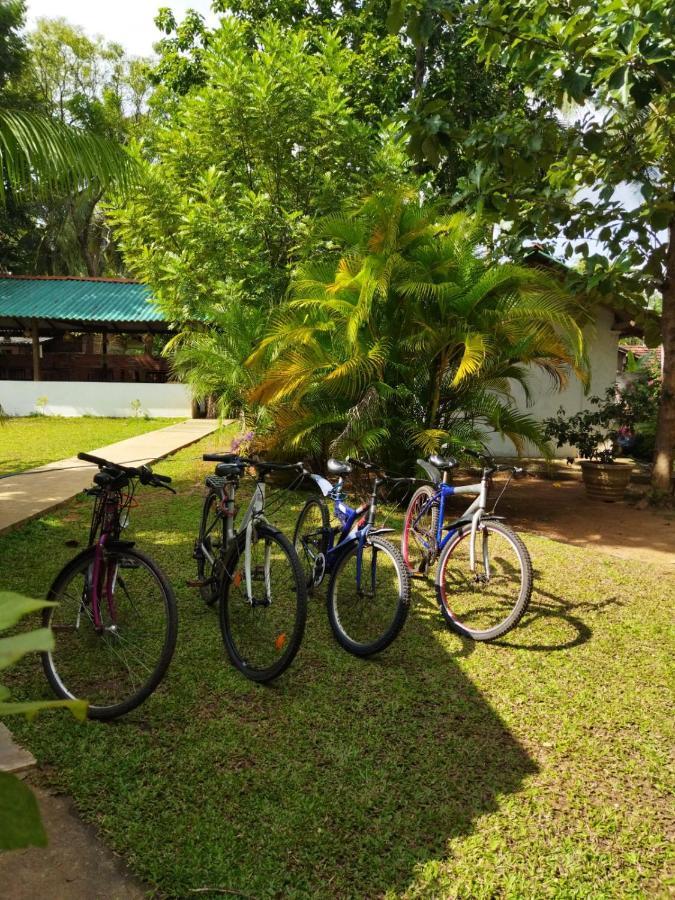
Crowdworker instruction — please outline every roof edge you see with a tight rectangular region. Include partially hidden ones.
[0,274,141,285]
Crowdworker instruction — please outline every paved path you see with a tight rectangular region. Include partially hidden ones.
[0,418,220,534]
[0,783,146,899]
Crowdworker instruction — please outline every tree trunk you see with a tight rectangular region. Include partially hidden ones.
[414,42,426,98]
[652,218,675,494]
[426,351,447,428]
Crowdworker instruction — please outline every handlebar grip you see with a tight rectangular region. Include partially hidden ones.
[152,472,172,484]
[78,451,109,467]
[203,452,239,463]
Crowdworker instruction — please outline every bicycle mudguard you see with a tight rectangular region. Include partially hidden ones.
[309,473,334,497]
[416,459,441,484]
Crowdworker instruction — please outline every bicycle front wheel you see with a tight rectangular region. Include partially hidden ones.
[219,524,307,683]
[435,520,532,641]
[42,545,178,720]
[327,535,411,657]
[196,490,225,605]
[293,497,329,592]
[402,484,438,576]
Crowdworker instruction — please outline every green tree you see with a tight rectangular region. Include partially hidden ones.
[249,188,586,463]
[6,16,150,275]
[442,0,674,494]
[112,19,403,412]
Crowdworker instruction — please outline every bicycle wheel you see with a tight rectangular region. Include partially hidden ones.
[435,520,532,641]
[196,490,225,605]
[293,497,330,592]
[219,523,307,683]
[42,545,178,720]
[327,535,411,657]
[402,485,438,576]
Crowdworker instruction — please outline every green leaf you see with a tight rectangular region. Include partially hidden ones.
[0,629,54,671]
[0,772,47,850]
[0,699,88,720]
[0,592,55,631]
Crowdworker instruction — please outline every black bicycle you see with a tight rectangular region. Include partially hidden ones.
[192,453,308,683]
[42,452,178,720]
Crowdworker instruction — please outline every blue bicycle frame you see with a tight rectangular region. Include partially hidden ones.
[412,474,489,572]
[308,473,394,590]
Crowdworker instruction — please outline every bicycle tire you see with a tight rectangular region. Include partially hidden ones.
[219,524,307,683]
[435,520,532,641]
[402,484,439,576]
[42,545,178,721]
[327,535,411,657]
[293,496,330,592]
[196,490,225,605]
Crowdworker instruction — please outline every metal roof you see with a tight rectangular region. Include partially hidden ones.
[0,275,165,324]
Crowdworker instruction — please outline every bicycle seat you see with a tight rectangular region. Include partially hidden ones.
[327,458,352,477]
[428,454,458,471]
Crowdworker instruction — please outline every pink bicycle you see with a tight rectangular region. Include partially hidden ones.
[41,452,178,720]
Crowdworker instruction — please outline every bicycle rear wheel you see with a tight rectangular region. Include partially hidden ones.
[327,535,411,657]
[196,490,225,605]
[402,485,438,576]
[293,497,330,592]
[219,524,307,683]
[42,545,178,720]
[435,520,532,640]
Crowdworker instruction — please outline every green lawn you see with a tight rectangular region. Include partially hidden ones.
[0,416,182,476]
[2,428,673,898]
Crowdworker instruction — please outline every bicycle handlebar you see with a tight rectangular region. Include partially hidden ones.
[203,453,305,474]
[78,452,174,490]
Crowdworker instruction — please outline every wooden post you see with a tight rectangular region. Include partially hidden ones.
[31,319,41,381]
[102,329,108,381]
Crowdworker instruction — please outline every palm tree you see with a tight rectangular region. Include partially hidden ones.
[0,108,134,204]
[249,187,588,462]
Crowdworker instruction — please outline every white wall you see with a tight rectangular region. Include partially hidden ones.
[0,380,193,418]
[484,307,620,457]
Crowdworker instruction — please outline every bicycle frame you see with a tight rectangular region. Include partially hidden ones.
[202,476,272,605]
[86,492,123,632]
[308,473,391,590]
[414,477,490,572]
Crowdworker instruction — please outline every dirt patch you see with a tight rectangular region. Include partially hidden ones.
[483,476,675,571]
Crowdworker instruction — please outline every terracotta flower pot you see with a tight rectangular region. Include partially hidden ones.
[580,460,632,502]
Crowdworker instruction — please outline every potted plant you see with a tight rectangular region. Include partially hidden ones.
[544,394,633,501]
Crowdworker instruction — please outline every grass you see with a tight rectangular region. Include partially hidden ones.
[0,416,182,476]
[2,426,673,898]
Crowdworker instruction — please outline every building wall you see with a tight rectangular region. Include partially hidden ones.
[484,306,620,457]
[1,381,192,418]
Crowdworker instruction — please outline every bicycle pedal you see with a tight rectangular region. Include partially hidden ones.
[186,578,215,589]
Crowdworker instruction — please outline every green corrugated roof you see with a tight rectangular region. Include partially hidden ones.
[0,276,165,323]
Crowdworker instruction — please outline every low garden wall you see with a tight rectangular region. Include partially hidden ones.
[0,380,192,418]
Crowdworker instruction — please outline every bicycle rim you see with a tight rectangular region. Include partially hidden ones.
[436,521,532,640]
[220,527,306,682]
[329,537,409,655]
[43,548,177,718]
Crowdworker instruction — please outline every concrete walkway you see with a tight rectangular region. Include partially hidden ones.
[0,418,220,534]
[0,782,146,899]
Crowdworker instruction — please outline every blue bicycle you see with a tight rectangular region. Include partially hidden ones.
[293,457,411,657]
[401,449,532,641]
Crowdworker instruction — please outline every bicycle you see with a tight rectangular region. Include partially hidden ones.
[293,457,411,657]
[193,453,308,683]
[42,452,178,720]
[401,448,532,641]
